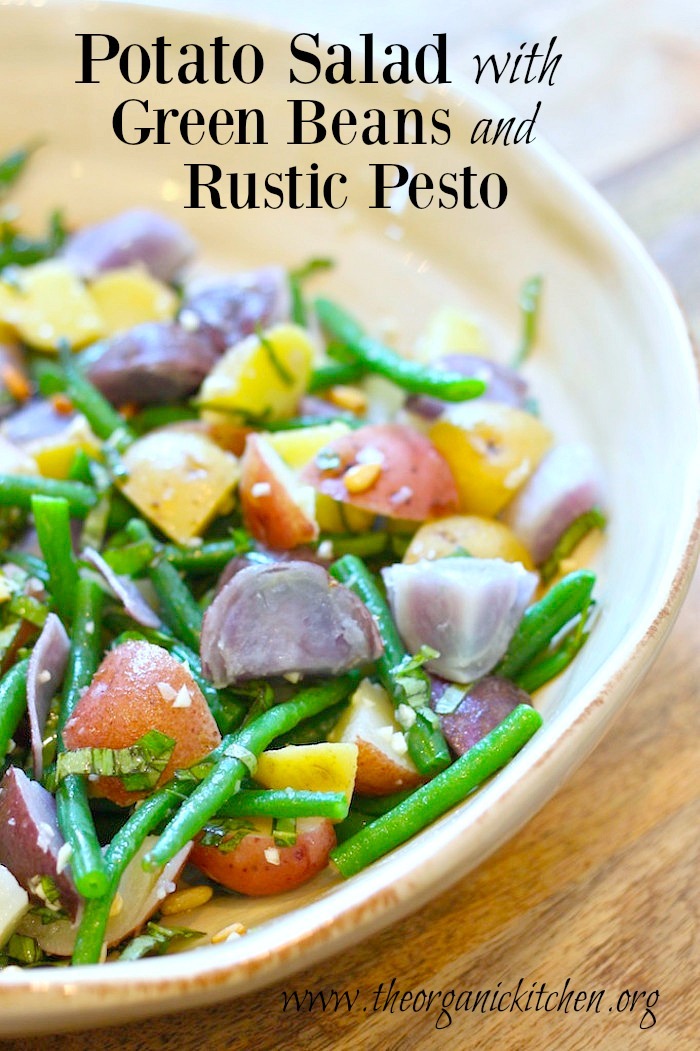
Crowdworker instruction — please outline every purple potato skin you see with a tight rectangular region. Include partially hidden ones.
[432,675,534,756]
[0,768,80,917]
[180,267,290,353]
[85,321,219,406]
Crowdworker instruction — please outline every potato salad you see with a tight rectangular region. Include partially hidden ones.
[0,144,605,967]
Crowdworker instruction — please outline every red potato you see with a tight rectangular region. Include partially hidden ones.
[239,432,319,550]
[329,680,423,796]
[62,641,221,806]
[190,817,336,896]
[300,423,458,521]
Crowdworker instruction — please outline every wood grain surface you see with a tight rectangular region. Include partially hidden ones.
[5,1,700,1048]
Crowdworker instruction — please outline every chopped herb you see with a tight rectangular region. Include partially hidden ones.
[512,274,543,367]
[256,326,294,386]
[314,448,343,472]
[0,141,41,198]
[199,816,258,852]
[118,921,203,961]
[54,729,175,792]
[289,257,334,325]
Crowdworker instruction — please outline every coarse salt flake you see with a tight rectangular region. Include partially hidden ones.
[391,732,408,756]
[56,842,73,875]
[317,540,334,561]
[156,681,177,702]
[251,481,272,498]
[37,669,52,685]
[390,485,413,505]
[172,684,192,708]
[264,847,281,866]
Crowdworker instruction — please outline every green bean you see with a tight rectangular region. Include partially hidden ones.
[289,257,333,326]
[0,475,97,518]
[109,625,246,735]
[330,554,450,776]
[102,539,154,577]
[126,520,202,650]
[59,349,133,446]
[315,298,486,402]
[215,788,348,821]
[72,782,186,964]
[31,495,79,621]
[0,658,29,760]
[276,699,348,747]
[495,570,596,681]
[3,551,49,584]
[540,508,606,583]
[143,674,359,871]
[512,274,543,368]
[55,578,108,899]
[164,538,244,575]
[130,404,199,435]
[331,704,543,877]
[31,356,66,398]
[309,361,367,392]
[514,601,594,693]
[318,532,390,560]
[333,809,374,844]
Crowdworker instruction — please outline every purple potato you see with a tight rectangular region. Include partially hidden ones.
[180,267,291,353]
[61,208,194,281]
[432,675,534,756]
[86,321,219,406]
[0,768,80,917]
[201,560,383,685]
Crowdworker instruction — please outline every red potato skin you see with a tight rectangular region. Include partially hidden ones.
[300,423,459,520]
[62,641,221,806]
[189,818,336,896]
[239,433,319,550]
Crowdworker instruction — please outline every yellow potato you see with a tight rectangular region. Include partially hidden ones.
[200,323,313,423]
[120,429,239,543]
[89,266,177,336]
[255,743,358,807]
[417,305,489,361]
[267,420,351,470]
[0,261,104,351]
[430,402,552,517]
[403,514,534,569]
[27,415,100,480]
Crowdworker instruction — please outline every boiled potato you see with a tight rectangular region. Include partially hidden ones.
[200,323,313,423]
[404,514,534,569]
[120,429,239,543]
[27,415,100,480]
[267,421,351,470]
[0,261,104,351]
[89,265,177,336]
[255,743,358,806]
[417,305,489,361]
[329,679,422,796]
[430,402,552,516]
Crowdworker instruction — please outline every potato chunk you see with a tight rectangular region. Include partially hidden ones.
[120,429,239,543]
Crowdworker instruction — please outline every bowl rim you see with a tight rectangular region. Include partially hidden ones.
[1,0,699,1031]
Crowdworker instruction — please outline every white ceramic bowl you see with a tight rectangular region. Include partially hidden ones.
[0,1,698,1036]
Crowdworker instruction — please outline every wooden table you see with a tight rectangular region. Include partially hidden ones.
[8,2,699,1048]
